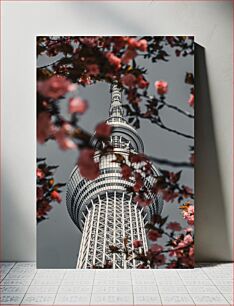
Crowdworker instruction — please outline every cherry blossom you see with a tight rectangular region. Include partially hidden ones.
[183,205,194,225]
[78,148,100,180]
[154,254,166,266]
[155,80,168,95]
[37,75,76,99]
[188,93,194,107]
[121,49,137,65]
[133,172,144,192]
[166,222,182,232]
[137,39,148,52]
[106,52,121,69]
[150,243,163,254]
[121,73,137,88]
[133,240,143,248]
[127,38,139,49]
[121,164,132,180]
[69,97,88,114]
[137,75,149,89]
[133,194,152,207]
[95,122,112,138]
[129,153,148,163]
[37,187,44,200]
[37,112,55,144]
[36,168,45,179]
[87,64,100,77]
[51,190,62,203]
[147,229,162,241]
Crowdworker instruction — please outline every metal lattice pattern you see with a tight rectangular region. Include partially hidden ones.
[77,191,148,269]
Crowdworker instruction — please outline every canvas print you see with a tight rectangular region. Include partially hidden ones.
[37,36,194,269]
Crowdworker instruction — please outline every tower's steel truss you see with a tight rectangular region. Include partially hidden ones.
[77,192,148,269]
[66,83,163,269]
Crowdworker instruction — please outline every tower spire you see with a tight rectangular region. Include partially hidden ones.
[109,82,124,118]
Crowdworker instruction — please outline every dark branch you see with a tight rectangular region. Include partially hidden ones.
[155,121,194,140]
[162,101,194,119]
[149,156,193,168]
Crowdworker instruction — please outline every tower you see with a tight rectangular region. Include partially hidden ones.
[66,83,163,269]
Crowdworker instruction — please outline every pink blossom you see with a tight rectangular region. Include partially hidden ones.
[37,112,55,144]
[188,94,194,107]
[137,76,149,89]
[56,132,76,150]
[129,153,147,163]
[51,190,62,203]
[147,229,162,241]
[106,52,121,69]
[133,173,144,192]
[166,222,182,232]
[178,234,193,248]
[133,240,143,248]
[79,75,92,85]
[167,262,177,269]
[183,205,194,225]
[127,38,139,49]
[150,243,163,254]
[180,255,194,267]
[184,227,193,233]
[78,148,100,180]
[189,245,194,257]
[137,39,148,52]
[37,75,76,99]
[121,49,137,64]
[162,189,178,202]
[154,254,166,266]
[36,168,45,179]
[121,73,136,88]
[95,122,112,138]
[87,64,100,76]
[121,164,132,180]
[134,195,152,207]
[69,97,88,114]
[37,187,44,200]
[155,80,168,95]
[55,123,76,150]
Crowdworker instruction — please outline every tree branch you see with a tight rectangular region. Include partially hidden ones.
[155,121,194,140]
[162,101,194,119]
[149,156,193,168]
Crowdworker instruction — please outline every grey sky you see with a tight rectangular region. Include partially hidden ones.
[37,39,194,268]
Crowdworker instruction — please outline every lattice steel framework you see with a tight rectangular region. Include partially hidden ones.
[66,82,163,269]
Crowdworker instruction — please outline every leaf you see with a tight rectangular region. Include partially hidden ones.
[128,117,135,124]
[48,165,59,170]
[157,104,164,111]
[56,183,67,187]
[37,158,46,162]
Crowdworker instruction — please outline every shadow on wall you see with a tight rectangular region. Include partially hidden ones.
[195,44,231,262]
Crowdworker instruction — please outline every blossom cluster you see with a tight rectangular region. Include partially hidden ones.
[36,158,65,223]
[107,212,194,269]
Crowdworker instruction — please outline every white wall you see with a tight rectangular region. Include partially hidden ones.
[1,1,233,262]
